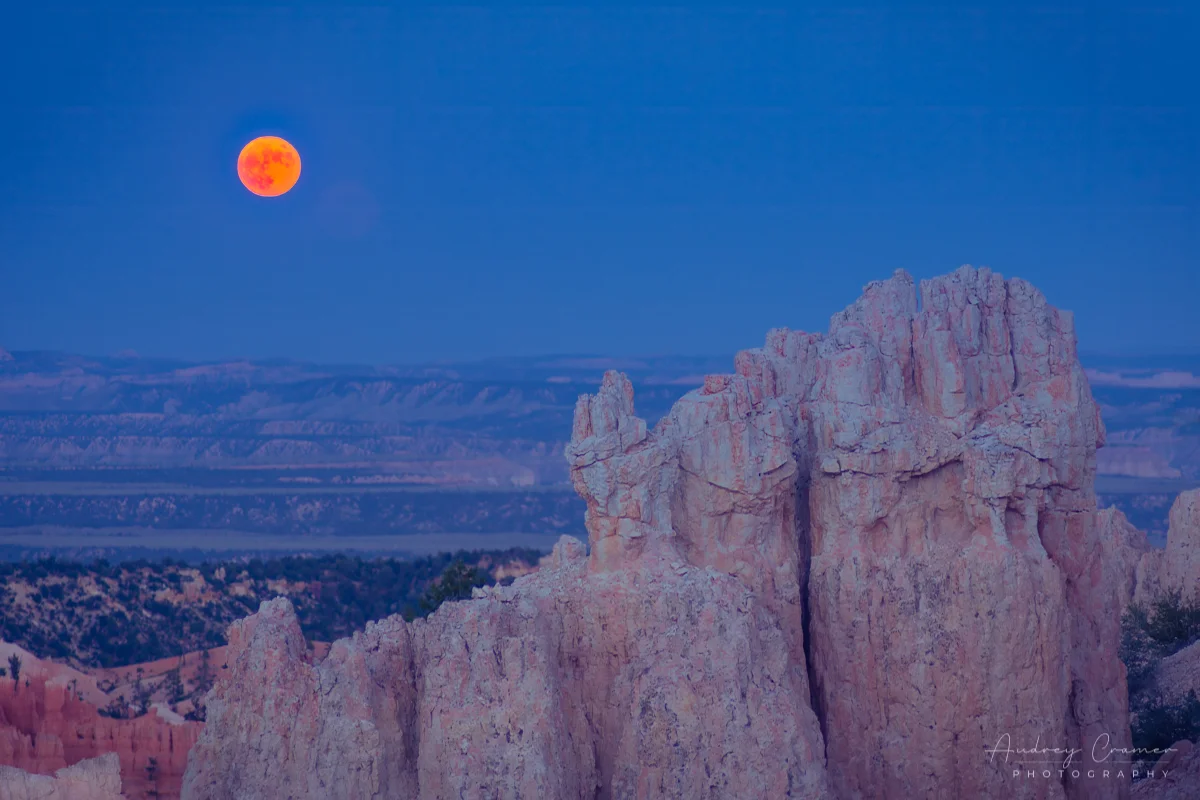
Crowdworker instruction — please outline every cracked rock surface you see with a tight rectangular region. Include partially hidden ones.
[183,267,1148,800]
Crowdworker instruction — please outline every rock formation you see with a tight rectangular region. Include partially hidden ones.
[183,266,1142,799]
[1134,490,1200,608]
[1097,507,1151,612]
[1151,641,1200,708]
[184,546,832,798]
[1132,740,1200,799]
[1107,491,1200,800]
[0,675,201,800]
[0,643,110,706]
[0,753,123,800]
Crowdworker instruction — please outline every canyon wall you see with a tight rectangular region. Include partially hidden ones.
[0,676,200,800]
[182,267,1141,799]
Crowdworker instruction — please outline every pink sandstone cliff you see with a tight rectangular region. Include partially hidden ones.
[182,267,1144,799]
[0,676,201,800]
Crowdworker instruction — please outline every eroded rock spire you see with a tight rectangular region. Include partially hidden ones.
[183,267,1150,800]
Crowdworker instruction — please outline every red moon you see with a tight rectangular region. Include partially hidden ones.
[237,136,301,197]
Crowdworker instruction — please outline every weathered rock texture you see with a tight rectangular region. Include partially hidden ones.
[0,676,201,800]
[1134,490,1200,608]
[1132,739,1200,799]
[185,549,831,799]
[0,753,123,800]
[183,267,1140,800]
[1152,641,1200,708]
[788,270,1122,800]
[1097,508,1151,612]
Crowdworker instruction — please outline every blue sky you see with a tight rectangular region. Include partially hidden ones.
[1,2,1196,363]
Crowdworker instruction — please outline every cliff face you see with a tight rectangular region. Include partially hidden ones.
[805,270,1120,800]
[182,267,1139,800]
[572,267,1125,799]
[185,549,831,799]
[0,677,201,800]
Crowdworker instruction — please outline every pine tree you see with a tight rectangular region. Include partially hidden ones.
[162,657,185,703]
[145,757,160,799]
[418,560,487,616]
[133,667,153,716]
[7,654,20,692]
[195,648,214,695]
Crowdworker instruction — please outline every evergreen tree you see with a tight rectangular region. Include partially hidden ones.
[7,654,20,691]
[162,657,185,703]
[145,757,160,799]
[418,560,488,616]
[195,648,214,695]
[133,667,153,716]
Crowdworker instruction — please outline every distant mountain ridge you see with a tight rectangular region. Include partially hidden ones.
[0,347,1197,541]
[0,350,724,484]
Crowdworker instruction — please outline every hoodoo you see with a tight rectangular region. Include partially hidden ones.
[181,267,1181,799]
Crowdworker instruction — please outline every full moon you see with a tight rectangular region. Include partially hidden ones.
[237,136,301,197]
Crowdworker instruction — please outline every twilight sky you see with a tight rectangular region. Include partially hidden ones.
[1,2,1196,364]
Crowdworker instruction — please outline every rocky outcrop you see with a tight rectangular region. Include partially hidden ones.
[1098,507,1151,612]
[1132,739,1200,799]
[1135,490,1200,608]
[804,271,1124,800]
[0,676,201,800]
[182,267,1140,799]
[1152,641,1200,707]
[185,550,831,799]
[0,753,123,800]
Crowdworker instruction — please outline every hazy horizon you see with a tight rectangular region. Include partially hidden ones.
[4,342,1200,369]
